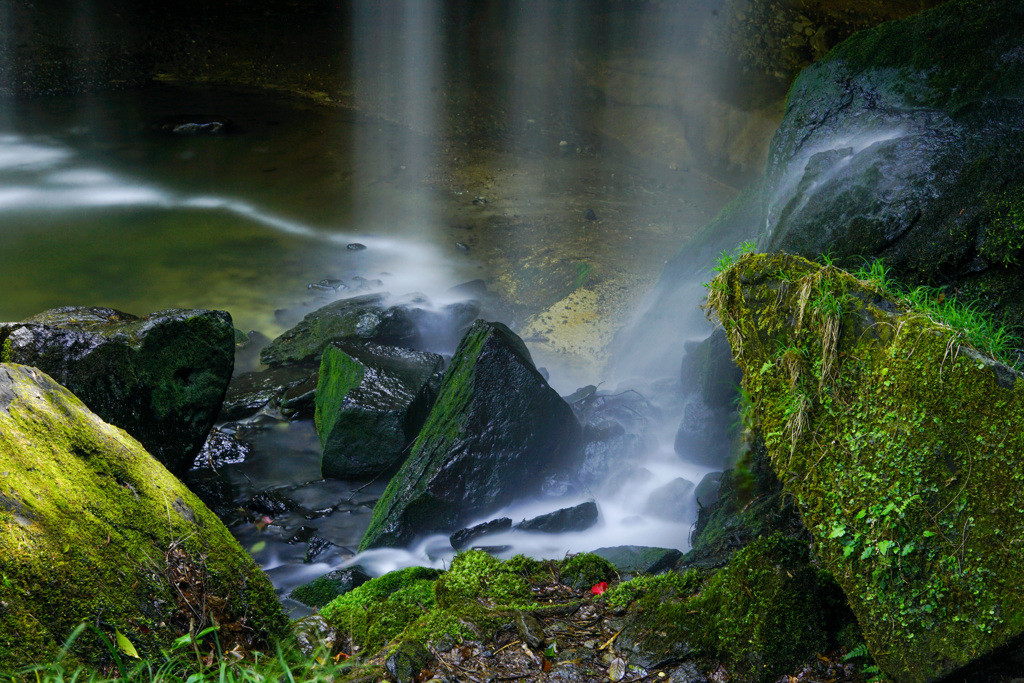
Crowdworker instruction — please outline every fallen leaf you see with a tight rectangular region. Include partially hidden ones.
[608,657,626,681]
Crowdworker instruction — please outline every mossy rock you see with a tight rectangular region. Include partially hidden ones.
[0,364,288,671]
[315,342,443,480]
[320,552,535,656]
[761,0,1024,327]
[559,553,616,591]
[291,566,372,609]
[611,536,842,681]
[359,320,581,550]
[708,253,1024,682]
[260,295,478,368]
[0,306,234,474]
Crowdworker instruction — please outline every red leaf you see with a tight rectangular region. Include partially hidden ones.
[591,581,608,595]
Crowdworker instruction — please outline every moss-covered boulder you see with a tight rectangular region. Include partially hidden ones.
[0,306,234,474]
[260,295,478,367]
[359,321,581,550]
[315,342,443,480]
[707,253,1024,682]
[609,535,841,681]
[761,0,1024,325]
[0,364,288,671]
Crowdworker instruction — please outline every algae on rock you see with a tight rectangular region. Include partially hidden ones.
[0,364,288,671]
[707,253,1024,682]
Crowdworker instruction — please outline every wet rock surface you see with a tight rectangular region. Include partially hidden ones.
[515,501,599,534]
[761,0,1024,326]
[450,517,513,551]
[358,320,582,550]
[0,306,234,474]
[315,342,444,480]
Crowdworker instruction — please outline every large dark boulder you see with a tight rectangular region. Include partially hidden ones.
[0,307,233,474]
[359,320,582,550]
[0,364,288,670]
[315,342,444,480]
[761,0,1024,324]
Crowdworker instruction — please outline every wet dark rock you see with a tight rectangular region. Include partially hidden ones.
[293,615,339,657]
[308,278,347,292]
[645,477,695,523]
[151,115,235,135]
[359,320,582,550]
[0,306,234,474]
[315,342,444,479]
[244,490,297,517]
[260,294,479,367]
[385,640,432,683]
[346,243,367,251]
[575,391,653,490]
[674,397,734,469]
[761,0,1024,327]
[694,471,724,509]
[584,208,598,221]
[592,546,682,576]
[280,373,319,418]
[192,429,250,470]
[219,362,319,421]
[686,437,805,570]
[303,535,335,563]
[680,329,742,413]
[450,517,513,550]
[515,500,598,534]
[290,566,373,609]
[514,610,545,649]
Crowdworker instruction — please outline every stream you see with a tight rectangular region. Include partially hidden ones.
[0,83,735,615]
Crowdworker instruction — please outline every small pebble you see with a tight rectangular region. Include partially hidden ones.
[456,242,470,251]
[347,243,367,251]
[584,208,598,221]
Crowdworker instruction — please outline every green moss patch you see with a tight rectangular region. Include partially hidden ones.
[0,364,288,671]
[708,253,1024,682]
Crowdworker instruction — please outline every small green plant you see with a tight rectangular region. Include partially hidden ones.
[843,643,885,682]
[853,258,1020,367]
[715,241,757,272]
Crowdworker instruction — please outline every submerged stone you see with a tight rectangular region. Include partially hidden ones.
[315,342,443,479]
[708,253,1024,682]
[0,364,287,670]
[0,306,234,474]
[359,320,582,550]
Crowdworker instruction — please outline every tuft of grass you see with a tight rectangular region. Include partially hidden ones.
[2,622,354,683]
[853,258,1021,367]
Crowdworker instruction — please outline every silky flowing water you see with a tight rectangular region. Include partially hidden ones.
[0,83,736,614]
